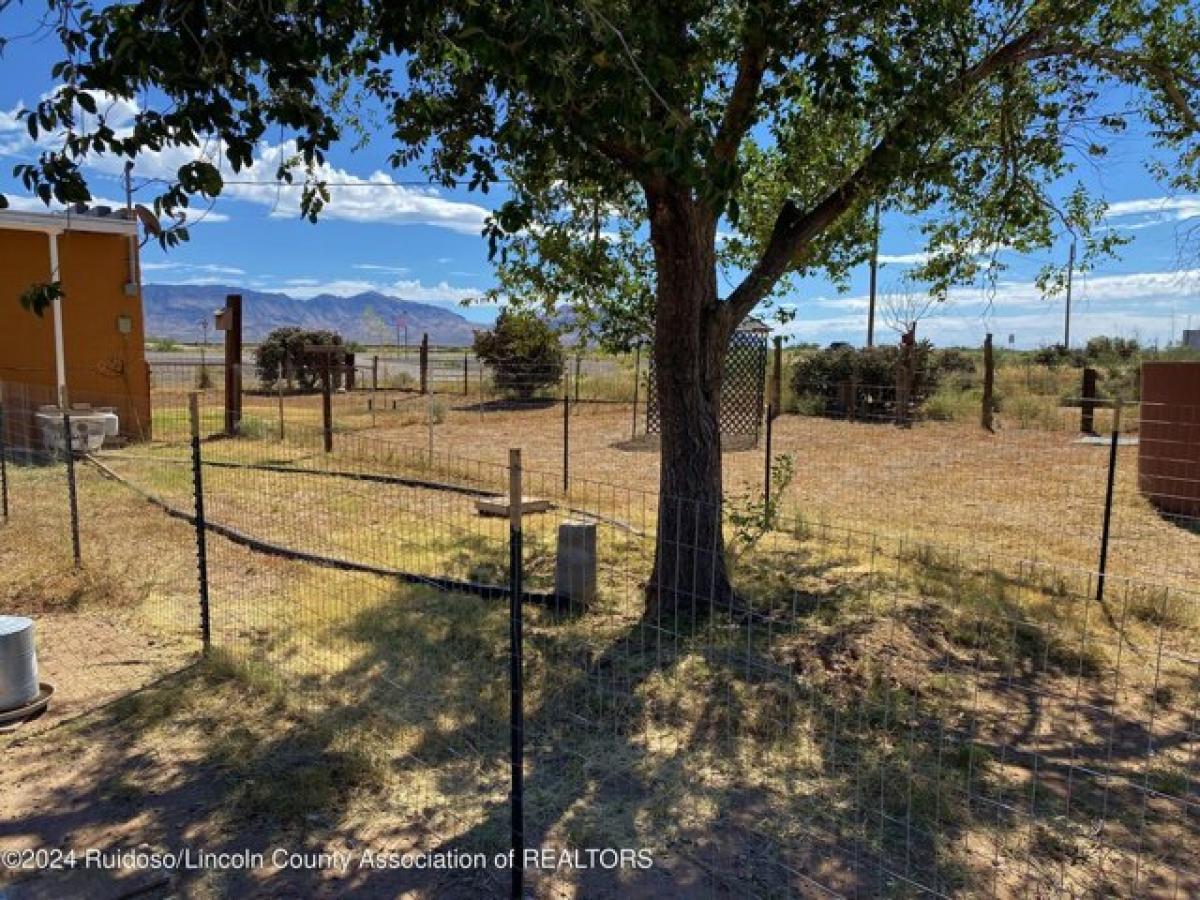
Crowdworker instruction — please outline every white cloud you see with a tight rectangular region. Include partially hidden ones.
[256,275,485,307]
[1106,195,1200,221]
[2,189,229,225]
[142,261,245,276]
[2,92,490,234]
[877,251,931,265]
[352,263,410,274]
[782,265,1200,348]
[1104,195,1200,231]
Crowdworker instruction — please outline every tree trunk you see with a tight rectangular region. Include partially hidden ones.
[643,186,735,622]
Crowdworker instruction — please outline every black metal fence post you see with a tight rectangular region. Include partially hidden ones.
[188,393,212,652]
[563,391,570,493]
[630,343,641,441]
[322,359,334,453]
[508,447,525,898]
[63,410,82,568]
[0,394,9,523]
[764,403,774,520]
[1096,401,1122,608]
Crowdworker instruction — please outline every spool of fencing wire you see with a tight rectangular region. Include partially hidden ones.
[0,616,39,712]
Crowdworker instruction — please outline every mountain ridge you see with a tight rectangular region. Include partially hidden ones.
[141,283,483,345]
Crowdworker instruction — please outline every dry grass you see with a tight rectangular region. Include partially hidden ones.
[280,398,1200,593]
[4,393,1199,897]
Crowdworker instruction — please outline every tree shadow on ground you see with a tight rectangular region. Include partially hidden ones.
[453,397,559,414]
[3,537,1197,898]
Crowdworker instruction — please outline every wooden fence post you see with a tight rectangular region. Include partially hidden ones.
[1081,367,1098,434]
[419,333,430,395]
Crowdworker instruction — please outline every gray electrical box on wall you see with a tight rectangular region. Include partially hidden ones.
[116,315,133,334]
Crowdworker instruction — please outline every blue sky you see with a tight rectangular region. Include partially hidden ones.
[2,6,1198,348]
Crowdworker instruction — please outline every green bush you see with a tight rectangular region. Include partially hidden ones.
[1084,335,1140,362]
[474,309,565,400]
[1032,343,1087,368]
[923,385,982,422]
[256,327,347,391]
[789,342,942,417]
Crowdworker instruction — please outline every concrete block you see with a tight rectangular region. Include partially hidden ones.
[555,521,597,608]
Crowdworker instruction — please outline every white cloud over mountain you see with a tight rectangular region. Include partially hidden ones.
[0,92,491,234]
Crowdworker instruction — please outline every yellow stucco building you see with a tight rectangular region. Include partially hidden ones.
[0,207,151,443]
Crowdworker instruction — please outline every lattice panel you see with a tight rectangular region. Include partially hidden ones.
[646,325,769,439]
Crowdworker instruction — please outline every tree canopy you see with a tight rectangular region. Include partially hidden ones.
[7,0,1198,610]
[8,0,1197,294]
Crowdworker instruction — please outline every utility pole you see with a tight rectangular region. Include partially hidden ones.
[866,198,880,348]
[1064,238,1076,348]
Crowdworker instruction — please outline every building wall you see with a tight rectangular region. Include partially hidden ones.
[1139,362,1200,518]
[0,227,151,442]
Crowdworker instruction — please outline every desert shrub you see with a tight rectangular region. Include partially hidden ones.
[149,336,181,352]
[386,371,417,391]
[1084,335,1140,362]
[924,384,983,422]
[428,397,448,424]
[790,341,942,417]
[256,327,347,391]
[1001,393,1062,430]
[1033,343,1087,368]
[474,309,565,399]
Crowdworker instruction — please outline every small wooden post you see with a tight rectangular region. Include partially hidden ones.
[372,355,379,392]
[305,344,340,453]
[1081,367,1098,434]
[463,352,469,395]
[982,333,995,432]
[574,353,582,402]
[419,333,430,395]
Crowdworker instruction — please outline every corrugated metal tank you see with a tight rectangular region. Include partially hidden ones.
[1139,362,1200,518]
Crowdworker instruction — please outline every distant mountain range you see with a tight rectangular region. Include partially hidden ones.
[142,283,482,345]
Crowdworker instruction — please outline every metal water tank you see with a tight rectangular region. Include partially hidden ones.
[0,616,39,711]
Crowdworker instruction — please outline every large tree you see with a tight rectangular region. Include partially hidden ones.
[6,0,1198,616]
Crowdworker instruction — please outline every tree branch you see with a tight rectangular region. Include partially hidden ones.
[720,26,1051,331]
[708,24,769,173]
[1027,44,1200,132]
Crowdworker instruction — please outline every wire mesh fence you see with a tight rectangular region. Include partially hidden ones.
[2,373,1198,895]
